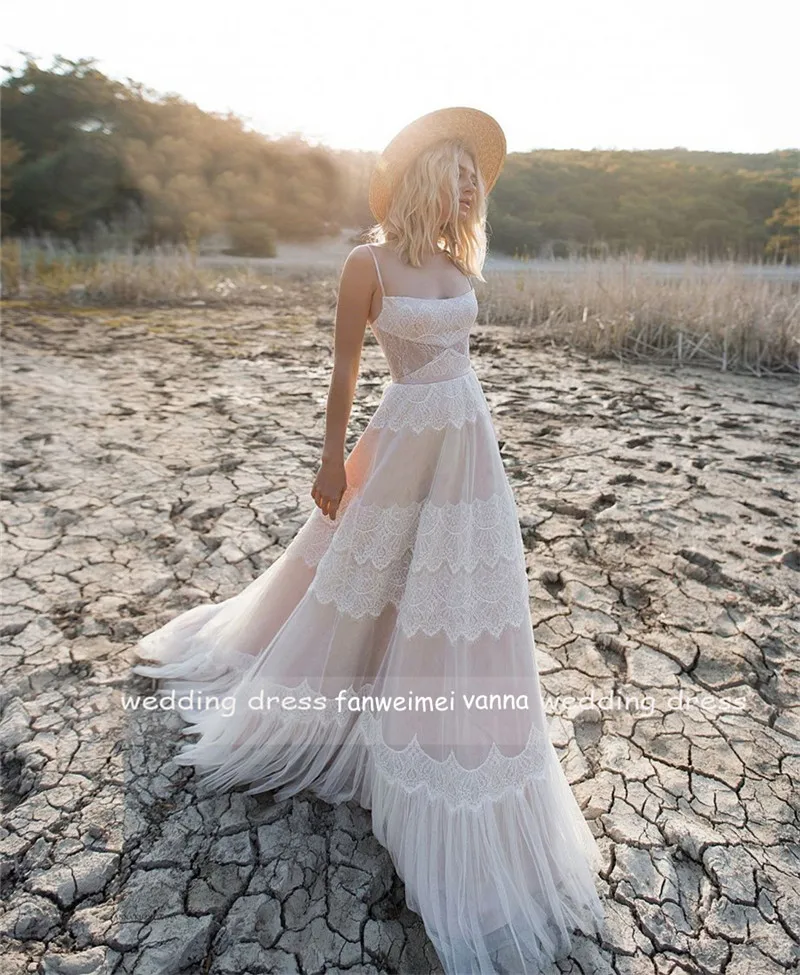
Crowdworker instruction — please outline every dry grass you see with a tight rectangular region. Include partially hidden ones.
[2,237,798,377]
[0,238,258,305]
[483,258,800,377]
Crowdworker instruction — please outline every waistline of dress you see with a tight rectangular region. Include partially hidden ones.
[387,365,478,388]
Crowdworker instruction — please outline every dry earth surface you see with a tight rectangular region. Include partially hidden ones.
[1,288,798,975]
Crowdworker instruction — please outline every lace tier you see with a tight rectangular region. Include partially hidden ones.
[297,492,521,572]
[369,369,489,433]
[360,710,550,807]
[309,550,531,641]
[286,490,531,642]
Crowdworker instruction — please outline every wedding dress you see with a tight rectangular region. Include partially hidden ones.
[132,244,606,974]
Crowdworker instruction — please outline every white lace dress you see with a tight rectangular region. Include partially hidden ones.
[132,244,606,974]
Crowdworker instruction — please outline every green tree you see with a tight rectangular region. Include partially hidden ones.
[765,180,800,263]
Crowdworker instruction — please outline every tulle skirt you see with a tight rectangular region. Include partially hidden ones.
[132,368,606,973]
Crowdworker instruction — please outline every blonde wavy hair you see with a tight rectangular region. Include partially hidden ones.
[364,138,489,283]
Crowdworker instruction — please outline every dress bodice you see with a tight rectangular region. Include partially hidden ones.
[366,246,478,386]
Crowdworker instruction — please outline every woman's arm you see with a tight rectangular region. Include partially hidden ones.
[310,245,374,520]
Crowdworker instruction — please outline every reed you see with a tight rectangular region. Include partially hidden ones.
[0,237,271,305]
[483,256,799,377]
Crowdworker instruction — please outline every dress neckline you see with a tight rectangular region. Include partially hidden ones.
[371,289,475,329]
[383,290,473,301]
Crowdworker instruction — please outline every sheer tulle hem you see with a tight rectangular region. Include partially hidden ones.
[316,717,606,975]
[130,650,605,974]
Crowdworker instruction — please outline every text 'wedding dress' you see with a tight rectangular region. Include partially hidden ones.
[132,244,606,974]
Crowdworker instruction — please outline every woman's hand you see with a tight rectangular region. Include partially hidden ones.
[311,457,347,521]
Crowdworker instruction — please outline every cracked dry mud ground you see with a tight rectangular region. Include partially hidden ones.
[1,300,798,975]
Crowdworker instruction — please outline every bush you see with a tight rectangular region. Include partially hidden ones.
[224,222,277,258]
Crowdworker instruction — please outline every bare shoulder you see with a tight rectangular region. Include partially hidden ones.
[339,244,380,291]
[342,243,377,272]
[347,242,384,258]
[334,246,379,338]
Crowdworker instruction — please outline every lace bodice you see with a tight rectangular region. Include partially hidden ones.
[367,245,478,385]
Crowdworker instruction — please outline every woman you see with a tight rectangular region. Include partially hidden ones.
[133,106,606,974]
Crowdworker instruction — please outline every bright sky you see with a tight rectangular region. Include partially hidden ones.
[2,0,797,154]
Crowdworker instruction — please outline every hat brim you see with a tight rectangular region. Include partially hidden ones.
[369,107,507,223]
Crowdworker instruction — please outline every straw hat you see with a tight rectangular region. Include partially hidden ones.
[368,106,507,223]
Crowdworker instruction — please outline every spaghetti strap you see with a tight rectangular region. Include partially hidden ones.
[366,244,384,298]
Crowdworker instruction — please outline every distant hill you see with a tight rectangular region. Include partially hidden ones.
[2,56,797,262]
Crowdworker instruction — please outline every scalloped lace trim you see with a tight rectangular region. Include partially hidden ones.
[326,493,523,572]
[286,492,531,641]
[284,483,360,567]
[370,290,477,341]
[310,549,531,641]
[287,490,521,569]
[166,670,551,807]
[369,370,488,433]
[359,711,550,806]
